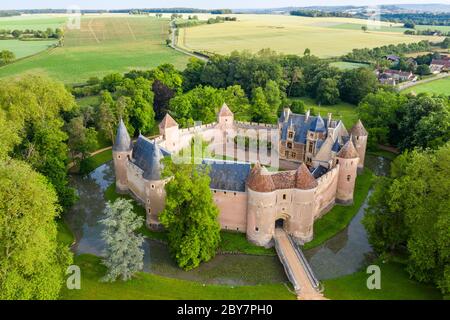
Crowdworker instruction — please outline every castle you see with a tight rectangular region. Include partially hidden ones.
[112,103,368,247]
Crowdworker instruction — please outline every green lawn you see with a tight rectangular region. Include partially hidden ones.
[76,95,101,108]
[79,149,112,175]
[0,39,57,59]
[0,16,189,84]
[403,77,450,96]
[323,260,442,300]
[291,97,359,129]
[56,218,75,247]
[303,168,374,250]
[60,254,295,300]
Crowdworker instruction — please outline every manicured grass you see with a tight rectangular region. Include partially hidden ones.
[79,149,112,175]
[56,218,75,247]
[323,260,442,300]
[403,77,450,96]
[219,231,275,256]
[0,39,57,59]
[291,97,359,129]
[60,254,295,300]
[330,61,371,70]
[303,168,374,250]
[178,14,440,58]
[0,15,189,83]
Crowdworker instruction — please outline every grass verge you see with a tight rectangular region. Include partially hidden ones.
[323,260,442,300]
[79,149,113,175]
[60,254,295,300]
[303,168,374,250]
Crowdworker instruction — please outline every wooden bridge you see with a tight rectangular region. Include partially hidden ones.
[274,228,326,300]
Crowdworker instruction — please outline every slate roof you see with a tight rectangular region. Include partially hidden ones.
[311,165,329,179]
[332,139,341,153]
[131,135,165,180]
[203,159,251,192]
[113,119,131,152]
[280,114,329,144]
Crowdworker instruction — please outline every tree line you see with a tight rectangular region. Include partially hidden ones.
[0,28,63,40]
[381,13,450,26]
[290,9,354,18]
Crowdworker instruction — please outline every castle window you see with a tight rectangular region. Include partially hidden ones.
[288,131,294,139]
[214,190,217,193]
[234,192,237,196]
[285,151,289,158]
[118,155,121,159]
[224,191,227,195]
[308,143,313,153]
[336,159,339,165]
[357,136,359,140]
[291,152,296,158]
[287,142,292,149]
[307,157,312,163]
[151,184,155,189]
[283,194,286,200]
[255,227,259,232]
[148,208,151,214]
[236,227,239,231]
[347,175,351,182]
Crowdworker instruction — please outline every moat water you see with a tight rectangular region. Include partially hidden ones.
[65,154,390,285]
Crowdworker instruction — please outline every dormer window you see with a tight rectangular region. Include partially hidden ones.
[287,142,293,149]
[288,131,294,139]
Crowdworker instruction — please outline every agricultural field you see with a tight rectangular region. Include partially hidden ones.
[329,22,450,34]
[403,76,450,95]
[329,61,371,70]
[177,14,442,58]
[0,15,189,83]
[0,15,65,58]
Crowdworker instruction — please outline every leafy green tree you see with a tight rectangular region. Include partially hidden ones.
[0,50,15,65]
[66,116,99,161]
[290,100,306,114]
[316,78,340,105]
[251,87,277,123]
[361,26,368,32]
[264,80,283,113]
[100,199,145,282]
[160,159,220,271]
[339,68,379,104]
[182,58,206,91]
[97,102,117,144]
[0,158,73,299]
[416,64,431,76]
[363,144,450,294]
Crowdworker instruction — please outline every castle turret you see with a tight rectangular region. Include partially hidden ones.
[350,119,368,173]
[113,119,132,193]
[246,162,277,247]
[289,163,318,243]
[159,113,179,152]
[336,139,359,205]
[217,103,234,128]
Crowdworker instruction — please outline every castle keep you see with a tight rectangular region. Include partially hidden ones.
[113,104,367,247]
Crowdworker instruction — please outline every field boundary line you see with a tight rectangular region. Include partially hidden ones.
[398,72,450,91]
[126,18,137,41]
[88,18,100,44]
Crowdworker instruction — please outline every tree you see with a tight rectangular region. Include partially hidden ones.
[264,80,282,113]
[97,102,117,144]
[339,68,379,104]
[0,158,73,299]
[290,100,306,114]
[363,144,450,294]
[416,64,431,76]
[0,50,15,65]
[159,160,220,271]
[251,87,277,123]
[100,199,145,282]
[316,77,340,105]
[441,37,450,49]
[361,26,368,32]
[304,48,311,56]
[66,116,99,161]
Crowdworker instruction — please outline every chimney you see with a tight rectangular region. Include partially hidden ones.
[327,113,332,127]
[305,109,310,122]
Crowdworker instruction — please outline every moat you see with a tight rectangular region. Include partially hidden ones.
[65,154,390,285]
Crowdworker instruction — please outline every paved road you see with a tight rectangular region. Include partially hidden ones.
[169,21,209,62]
[274,228,326,300]
[397,72,449,91]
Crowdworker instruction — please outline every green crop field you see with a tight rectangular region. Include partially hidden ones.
[0,15,189,83]
[403,77,450,95]
[177,14,442,58]
[0,39,57,58]
[330,61,371,70]
[0,15,67,30]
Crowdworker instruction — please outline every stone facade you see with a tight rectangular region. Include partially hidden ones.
[113,103,368,247]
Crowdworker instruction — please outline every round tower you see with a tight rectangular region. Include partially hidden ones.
[350,119,368,173]
[113,119,132,193]
[246,163,277,247]
[336,139,360,205]
[288,163,318,243]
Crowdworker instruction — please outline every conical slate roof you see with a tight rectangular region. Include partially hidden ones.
[159,113,178,129]
[295,163,318,189]
[113,119,131,152]
[218,103,233,117]
[246,162,275,192]
[337,139,359,159]
[350,119,368,136]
